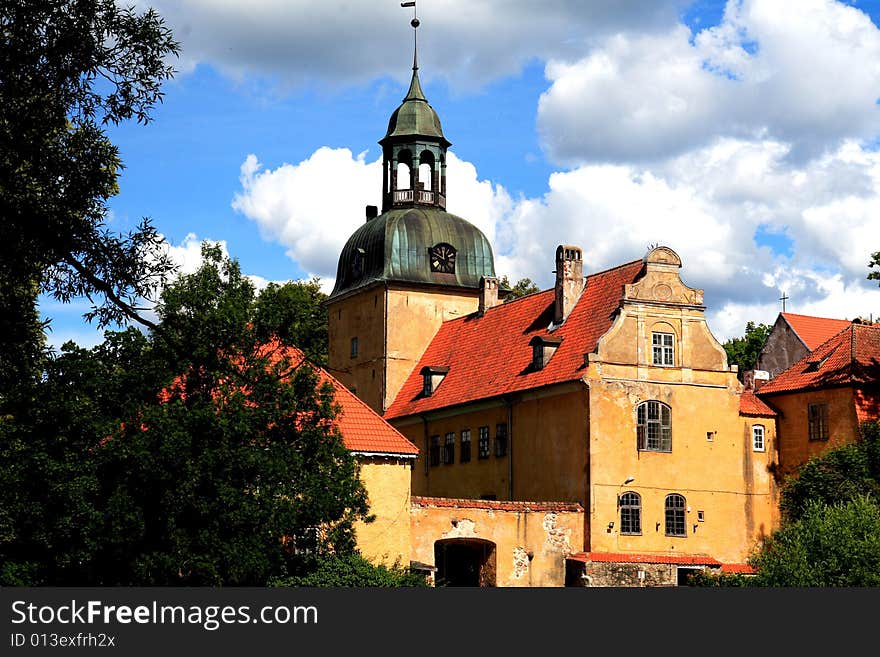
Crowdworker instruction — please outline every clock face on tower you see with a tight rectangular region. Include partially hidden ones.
[429,243,456,274]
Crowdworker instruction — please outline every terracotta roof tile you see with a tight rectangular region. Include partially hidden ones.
[721,563,756,574]
[758,323,880,398]
[385,260,645,418]
[739,390,777,417]
[568,551,722,566]
[411,496,583,512]
[782,313,851,351]
[280,346,419,456]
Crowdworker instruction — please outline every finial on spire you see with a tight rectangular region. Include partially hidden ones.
[401,1,419,71]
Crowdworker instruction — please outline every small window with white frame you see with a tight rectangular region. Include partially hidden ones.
[652,332,674,366]
[752,424,765,452]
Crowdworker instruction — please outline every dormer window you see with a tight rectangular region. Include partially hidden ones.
[529,335,562,370]
[421,365,449,397]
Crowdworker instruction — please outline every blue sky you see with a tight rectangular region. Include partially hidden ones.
[44,0,880,347]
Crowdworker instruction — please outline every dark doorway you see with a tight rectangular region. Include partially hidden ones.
[677,566,703,586]
[434,539,496,587]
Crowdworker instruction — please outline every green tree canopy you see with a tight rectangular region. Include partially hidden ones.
[750,495,880,586]
[722,321,772,379]
[779,421,880,522]
[0,245,372,585]
[253,279,329,365]
[1,1,180,394]
[500,275,541,302]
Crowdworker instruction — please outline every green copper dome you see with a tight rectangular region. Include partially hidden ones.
[329,207,496,299]
[381,70,450,146]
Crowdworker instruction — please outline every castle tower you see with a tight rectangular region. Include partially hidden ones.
[327,14,497,413]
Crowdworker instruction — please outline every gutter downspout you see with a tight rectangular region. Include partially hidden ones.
[581,378,591,553]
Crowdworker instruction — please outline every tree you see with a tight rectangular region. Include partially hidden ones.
[92,245,370,585]
[749,496,880,586]
[779,420,880,523]
[869,251,880,284]
[1,1,180,394]
[722,321,772,379]
[500,275,540,302]
[271,553,427,588]
[0,329,160,585]
[253,279,329,366]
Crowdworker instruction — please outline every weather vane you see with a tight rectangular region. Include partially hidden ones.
[401,1,419,71]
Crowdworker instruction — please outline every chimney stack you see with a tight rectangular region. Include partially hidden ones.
[365,205,378,221]
[744,369,770,391]
[478,276,499,316]
[554,245,584,324]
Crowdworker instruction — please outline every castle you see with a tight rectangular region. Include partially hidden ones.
[319,17,783,587]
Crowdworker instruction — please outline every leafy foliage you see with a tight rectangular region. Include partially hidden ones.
[253,279,329,365]
[500,275,541,302]
[722,321,772,379]
[271,553,427,588]
[0,246,371,585]
[1,0,180,394]
[749,495,880,586]
[779,421,880,523]
[869,250,880,284]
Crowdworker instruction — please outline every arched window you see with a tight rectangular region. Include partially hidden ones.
[396,162,412,190]
[619,492,641,535]
[665,494,686,537]
[637,401,671,452]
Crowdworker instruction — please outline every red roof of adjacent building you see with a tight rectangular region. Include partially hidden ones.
[384,260,645,419]
[758,324,880,408]
[781,312,851,351]
[567,552,722,566]
[282,346,419,456]
[739,390,777,417]
[412,496,583,512]
[720,563,756,574]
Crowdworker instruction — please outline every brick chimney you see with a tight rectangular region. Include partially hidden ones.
[478,276,499,316]
[744,369,770,391]
[554,245,584,325]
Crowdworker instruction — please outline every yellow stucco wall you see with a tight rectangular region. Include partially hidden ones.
[394,385,588,505]
[385,286,479,411]
[409,500,584,587]
[328,284,479,414]
[585,269,779,563]
[761,387,859,477]
[354,457,413,567]
[327,287,387,413]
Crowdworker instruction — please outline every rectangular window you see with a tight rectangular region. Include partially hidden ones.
[429,435,440,467]
[808,403,829,441]
[460,429,471,463]
[652,332,674,366]
[494,423,508,457]
[752,424,765,451]
[478,426,490,459]
[443,432,455,464]
[350,336,359,358]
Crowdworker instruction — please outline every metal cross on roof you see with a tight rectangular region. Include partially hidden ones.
[779,291,789,312]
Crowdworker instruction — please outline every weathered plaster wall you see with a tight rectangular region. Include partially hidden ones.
[761,387,859,477]
[410,498,584,587]
[354,457,413,567]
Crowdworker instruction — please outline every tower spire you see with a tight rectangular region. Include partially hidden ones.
[402,2,419,71]
[401,2,425,101]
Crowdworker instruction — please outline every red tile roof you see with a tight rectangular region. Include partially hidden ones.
[281,346,419,456]
[758,323,880,399]
[412,496,583,512]
[721,563,756,574]
[384,260,645,419]
[739,390,777,417]
[782,312,851,351]
[568,552,722,566]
